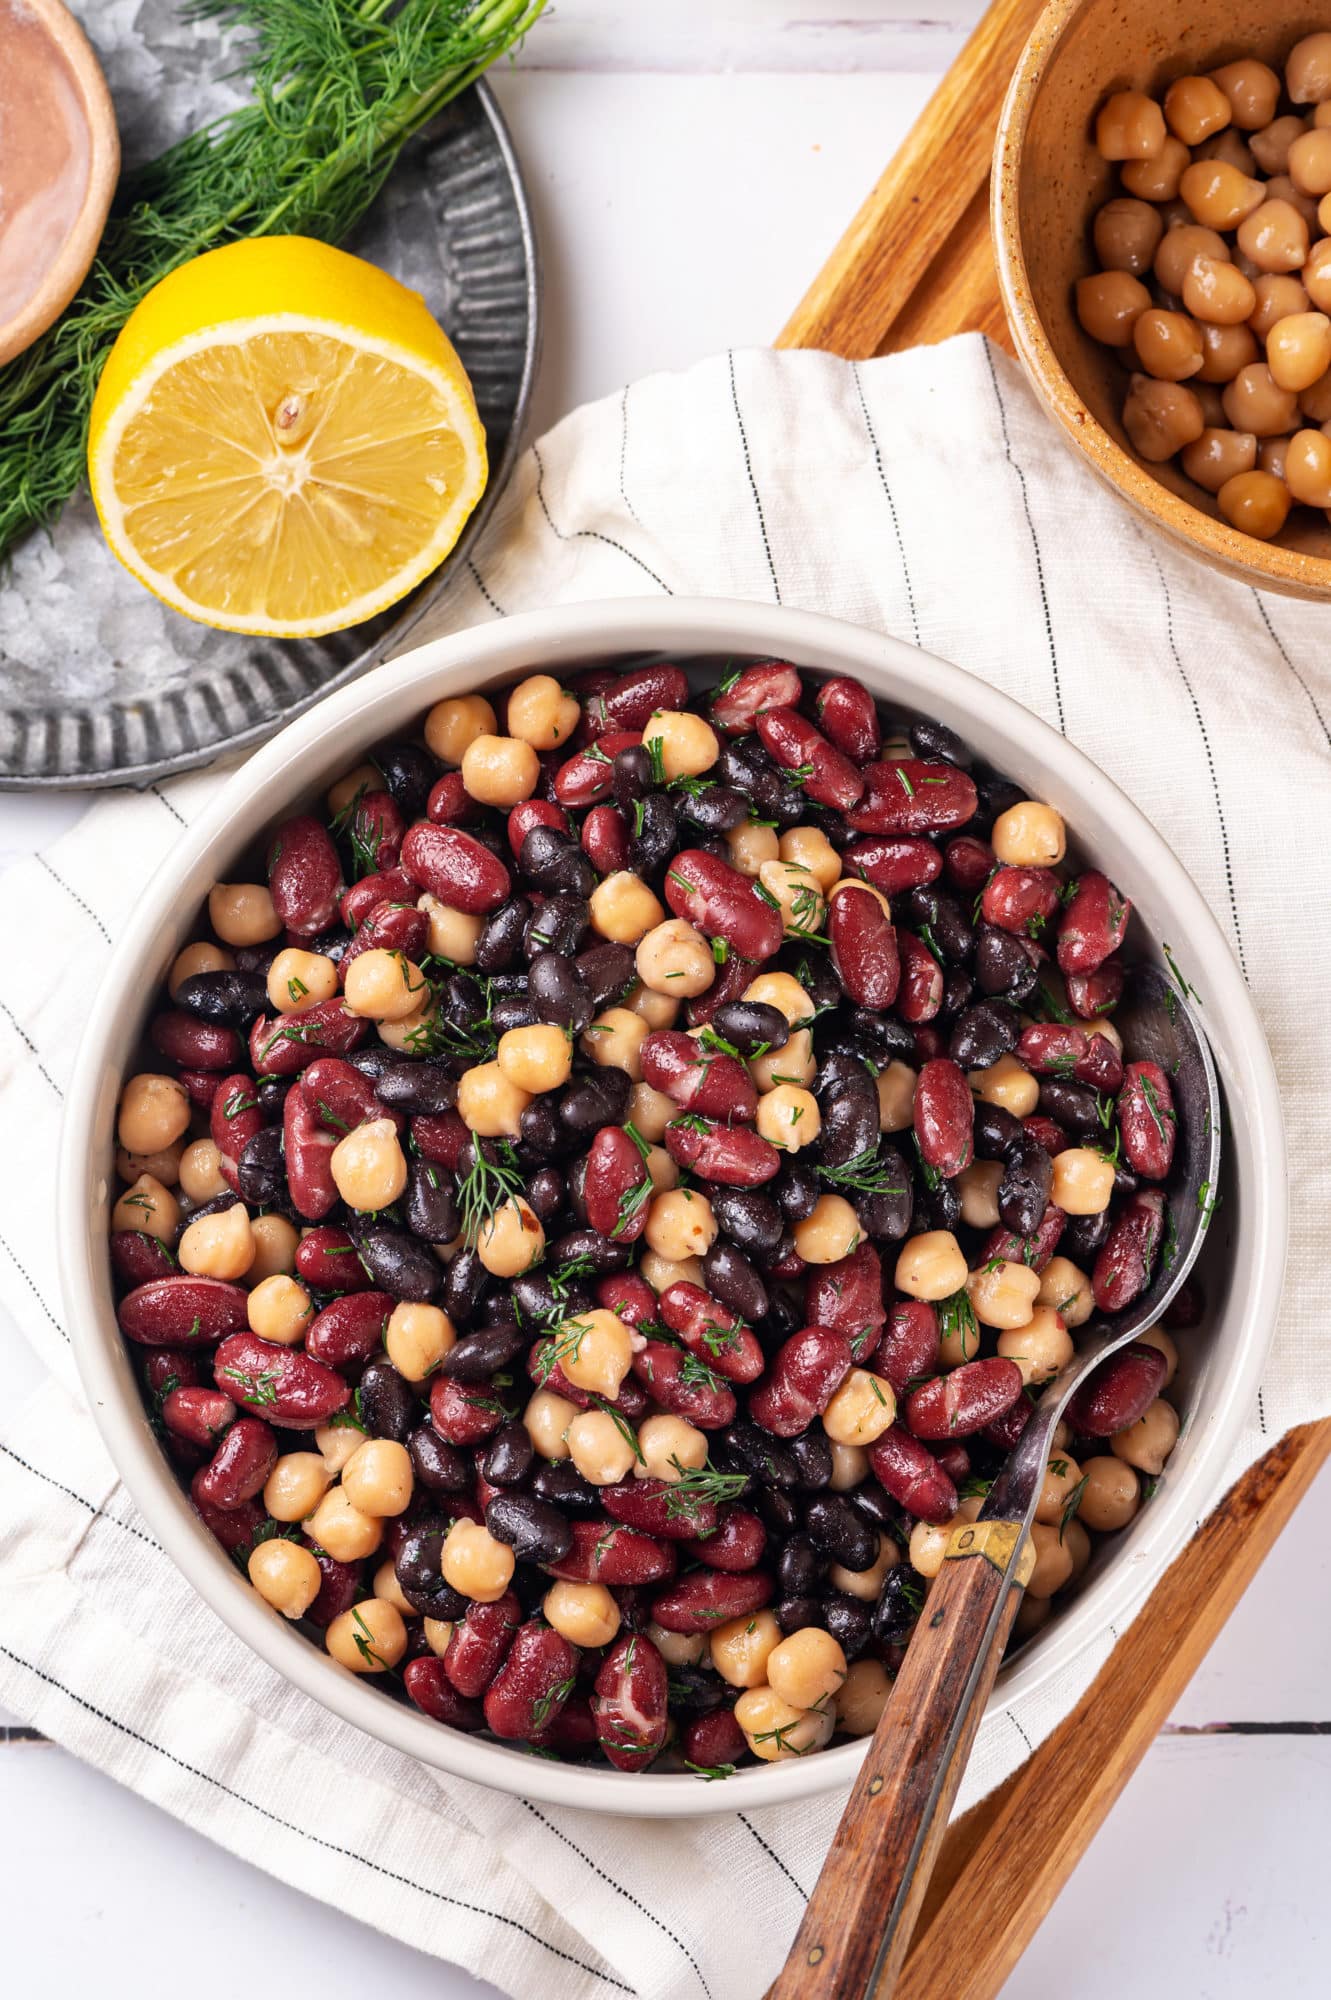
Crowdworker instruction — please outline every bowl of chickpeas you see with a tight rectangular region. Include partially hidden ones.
[994,1,1331,594]
[59,598,1285,1814]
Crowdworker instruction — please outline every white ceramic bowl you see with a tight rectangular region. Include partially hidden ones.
[60,599,1286,1816]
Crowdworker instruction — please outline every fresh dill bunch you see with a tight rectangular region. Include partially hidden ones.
[0,0,546,562]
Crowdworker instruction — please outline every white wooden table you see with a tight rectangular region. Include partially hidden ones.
[5,7,1328,1995]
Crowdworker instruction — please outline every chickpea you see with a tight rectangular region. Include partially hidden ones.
[1063,1516,1092,1582]
[1037,1256,1093,1328]
[263,1451,330,1523]
[1302,365,1331,420]
[1217,468,1291,539]
[460,733,541,809]
[326,1599,407,1673]
[1110,1397,1180,1476]
[342,1438,414,1518]
[645,1145,678,1193]
[491,1024,569,1100]
[1122,375,1205,461]
[330,1118,407,1212]
[118,1072,190,1155]
[626,1080,676,1143]
[643,708,720,782]
[741,971,811,1027]
[476,1194,546,1279]
[1306,239,1331,315]
[168,940,235,997]
[505,673,580,751]
[1281,426,1331,506]
[1078,1454,1141,1531]
[178,1201,253,1281]
[1266,311,1331,392]
[208,882,281,948]
[1095,90,1166,161]
[344,948,428,1023]
[559,1308,634,1399]
[265,947,337,1017]
[1211,59,1280,132]
[1235,198,1310,274]
[766,1626,847,1711]
[877,1059,916,1132]
[794,1193,862,1266]
[637,1414,708,1482]
[630,918,711,999]
[417,893,482,966]
[581,1006,648,1083]
[1289,31,1331,106]
[1122,133,1190,201]
[909,1517,952,1579]
[1091,194,1162,271]
[1178,161,1264,232]
[1180,426,1258,493]
[326,763,379,819]
[756,1083,821,1153]
[372,1559,417,1619]
[957,1159,1003,1230]
[645,1188,717,1263]
[648,1621,706,1667]
[307,1485,383,1564]
[457,1060,530,1138]
[1181,256,1256,328]
[990,799,1066,867]
[832,1530,900,1600]
[543,1580,621,1649]
[894,1229,967,1302]
[970,1052,1039,1117]
[1195,319,1258,385]
[111,1173,178,1242]
[1014,1592,1052,1640]
[248,1539,323,1620]
[711,1609,783,1689]
[417,1617,453,1660]
[758,858,826,940]
[376,997,435,1054]
[828,1441,869,1491]
[997,1306,1073,1386]
[1163,74,1231,147]
[639,1248,704,1293]
[726,821,780,877]
[1153,223,1229,297]
[1027,1522,1075,1598]
[524,1388,577,1459]
[837,1657,892,1737]
[247,1273,312,1345]
[967,1259,1040,1330]
[385,1301,455,1380]
[1138,1324,1180,1389]
[938,1294,981,1367]
[116,1138,184,1188]
[441,1518,516,1603]
[735,1685,834,1761]
[177,1138,227,1204]
[248,1212,299,1283]
[1035,1452,1083,1528]
[315,1422,364,1477]
[752,1027,815,1094]
[1050,1146,1115,1215]
[586,870,664,948]
[778,824,841,892]
[1249,115,1308,178]
[621,980,678,1031]
[1248,273,1309,342]
[424,693,496,765]
[822,1369,897,1447]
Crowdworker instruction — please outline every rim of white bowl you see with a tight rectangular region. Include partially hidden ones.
[60,598,1287,1817]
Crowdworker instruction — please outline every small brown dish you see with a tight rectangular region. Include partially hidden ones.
[993,0,1331,598]
[0,0,119,367]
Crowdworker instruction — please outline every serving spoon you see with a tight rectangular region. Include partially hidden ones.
[768,962,1220,2000]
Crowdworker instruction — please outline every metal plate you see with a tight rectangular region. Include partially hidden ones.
[0,42,538,789]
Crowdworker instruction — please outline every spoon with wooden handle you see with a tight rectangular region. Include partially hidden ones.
[768,963,1219,2000]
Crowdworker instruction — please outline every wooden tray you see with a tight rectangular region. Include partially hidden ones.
[777,2,1331,1989]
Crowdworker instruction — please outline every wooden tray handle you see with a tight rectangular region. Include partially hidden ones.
[767,1520,1034,2000]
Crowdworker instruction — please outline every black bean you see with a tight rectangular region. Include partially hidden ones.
[547,1226,631,1273]
[849,1482,905,1535]
[175,1190,237,1237]
[847,1011,917,1064]
[354,1225,444,1303]
[1112,1161,1140,1199]
[816,1050,878,1102]
[678,784,748,834]
[408,1425,471,1495]
[818,1086,881,1169]
[630,793,677,873]
[612,744,652,806]
[395,1527,470,1618]
[776,1595,827,1635]
[914,1179,962,1231]
[1061,1208,1111,1261]
[441,1245,489,1319]
[519,1096,566,1160]
[525,951,589,1034]
[358,1359,417,1442]
[375,1063,457,1116]
[485,1491,572,1565]
[970,771,1025,835]
[757,1486,801,1537]
[374,741,436,820]
[712,1001,789,1058]
[491,994,535,1036]
[776,1534,821,1597]
[234,943,282,976]
[940,970,975,1019]
[905,886,974,962]
[974,924,1041,1002]
[565,1154,589,1225]
[855,1165,914,1243]
[665,1665,727,1715]
[526,1167,566,1227]
[973,1101,1025,1160]
[173,970,269,1029]
[575,941,636,1011]
[823,1592,873,1660]
[474,896,532,974]
[805,1493,879,1571]
[529,1460,602,1517]
[520,825,595,899]
[873,1565,924,1646]
[442,972,488,1032]
[789,1428,833,1491]
[558,1070,630,1137]
[235,1126,285,1207]
[701,1242,768,1324]
[344,1043,399,1081]
[801,956,845,1016]
[710,1187,784,1259]
[486,1292,521,1333]
[776,1162,820,1225]
[717,1421,800,1489]
[762,1285,804,1343]
[998,1138,1054,1239]
[948,999,1020,1069]
[443,1324,526,1380]
[404,1158,460,1243]
[908,717,972,768]
[715,736,769,790]
[483,1422,534,1488]
[1039,1078,1104,1136]
[256,1074,291,1122]
[525,896,589,958]
[512,1269,591,1324]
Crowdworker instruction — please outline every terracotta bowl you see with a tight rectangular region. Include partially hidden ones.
[0,0,119,367]
[993,0,1331,598]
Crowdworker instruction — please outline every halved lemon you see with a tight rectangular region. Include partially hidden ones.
[88,236,488,638]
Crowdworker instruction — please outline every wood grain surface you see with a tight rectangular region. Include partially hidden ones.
[779,1,1331,1989]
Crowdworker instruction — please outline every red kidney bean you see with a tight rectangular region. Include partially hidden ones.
[549,1518,677,1586]
[748,1326,854,1437]
[983,1394,1035,1450]
[845,837,943,896]
[411,1109,469,1169]
[283,1082,338,1222]
[179,1069,223,1109]
[341,865,414,928]
[401,822,511,914]
[596,1272,657,1326]
[592,1631,669,1771]
[161,1385,236,1448]
[144,1350,202,1397]
[914,1025,945,1063]
[1023,1113,1069,1157]
[756,707,865,812]
[663,1116,780,1186]
[683,1706,747,1771]
[602,1478,720,1542]
[209,1073,264,1193]
[944,836,995,893]
[484,1623,580,1740]
[532,1693,600,1754]
[193,1416,278,1509]
[294,1226,370,1291]
[878,1301,941,1394]
[1066,961,1126,1020]
[1016,1023,1123,1094]
[110,1230,178,1288]
[403,1656,485,1731]
[659,1280,764,1384]
[1057,871,1131,977]
[649,1567,772,1633]
[1067,1341,1168,1437]
[268,816,343,936]
[685,948,755,1028]
[214,1332,349,1428]
[1118,1061,1177,1181]
[1092,1190,1165,1313]
[525,1345,594,1410]
[709,661,802,735]
[686,1505,767,1572]
[425,772,477,826]
[586,664,690,738]
[348,789,405,873]
[1077,1035,1124,1094]
[931,1441,972,1486]
[641,1029,757,1123]
[583,1126,652,1241]
[1163,1280,1203,1330]
[445,1590,522,1697]
[305,1292,391,1368]
[829,882,900,1008]
[631,1341,737,1429]
[896,929,944,1022]
[303,1056,401,1137]
[582,803,631,875]
[338,900,429,978]
[814,677,881,764]
[981,865,1062,938]
[304,1549,363,1628]
[191,1488,264,1557]
[913,1057,974,1176]
[904,1357,1024,1439]
[847,760,978,836]
[429,1374,511,1446]
[663,848,784,963]
[508,798,569,856]
[249,998,366,1076]
[868,1425,959,1522]
[553,731,640,809]
[119,1276,249,1346]
[804,1243,885,1354]
[980,1202,1067,1274]
[150,1010,240,1072]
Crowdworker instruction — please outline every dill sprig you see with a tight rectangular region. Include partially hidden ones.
[456,1137,525,1247]
[0,0,547,561]
[816,1145,907,1198]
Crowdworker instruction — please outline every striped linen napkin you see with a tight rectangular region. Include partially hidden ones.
[1,335,1328,2000]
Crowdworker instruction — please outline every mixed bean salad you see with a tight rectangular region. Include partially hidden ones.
[109,660,1192,1775]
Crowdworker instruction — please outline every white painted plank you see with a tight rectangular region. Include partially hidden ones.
[509,2,985,75]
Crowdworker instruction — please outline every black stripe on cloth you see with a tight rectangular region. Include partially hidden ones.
[737,1813,808,1901]
[532,442,673,595]
[36,856,113,944]
[0,1643,632,1993]
[0,1236,68,1341]
[727,350,781,605]
[1257,1385,1269,1435]
[523,1799,713,1999]
[151,785,188,827]
[1144,542,1249,981]
[0,996,61,1098]
[982,344,1065,734]
[467,559,505,617]
[1252,593,1331,753]
[851,360,920,647]
[0,1441,157,1549]
[618,383,645,530]
[1007,1709,1035,1756]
